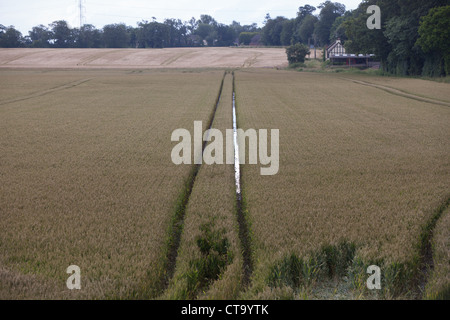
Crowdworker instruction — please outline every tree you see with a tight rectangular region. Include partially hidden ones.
[137,21,170,48]
[77,24,102,48]
[196,23,216,46]
[416,5,450,76]
[50,20,74,48]
[216,24,236,46]
[297,5,317,22]
[341,0,448,76]
[314,1,346,46]
[28,24,51,47]
[280,19,295,46]
[164,19,188,47]
[199,14,217,26]
[292,5,317,44]
[239,32,259,45]
[384,15,424,75]
[342,1,389,58]
[286,43,310,64]
[0,25,24,47]
[262,16,288,46]
[298,15,318,44]
[186,17,199,34]
[103,23,130,48]
[329,11,352,43]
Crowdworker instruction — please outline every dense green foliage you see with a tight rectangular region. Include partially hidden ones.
[238,32,260,45]
[286,43,310,64]
[341,0,449,76]
[416,5,450,76]
[262,2,346,47]
[261,0,449,77]
[0,15,259,49]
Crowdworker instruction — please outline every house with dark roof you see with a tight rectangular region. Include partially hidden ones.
[326,39,346,59]
[326,39,379,68]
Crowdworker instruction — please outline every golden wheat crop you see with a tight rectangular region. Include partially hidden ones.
[0,68,224,299]
[341,74,450,103]
[162,72,243,300]
[425,206,450,300]
[234,68,450,299]
[1,64,448,300]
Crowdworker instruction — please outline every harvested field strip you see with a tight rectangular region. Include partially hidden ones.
[242,53,263,68]
[341,78,450,107]
[234,69,450,299]
[162,72,245,299]
[0,69,224,299]
[0,49,54,65]
[76,49,121,66]
[161,50,195,66]
[0,48,288,69]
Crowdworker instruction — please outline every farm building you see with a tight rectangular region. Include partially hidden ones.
[326,39,378,68]
[326,39,346,59]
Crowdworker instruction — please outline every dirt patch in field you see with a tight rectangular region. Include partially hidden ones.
[0,47,288,69]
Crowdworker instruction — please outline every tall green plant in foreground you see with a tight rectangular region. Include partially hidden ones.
[184,222,233,299]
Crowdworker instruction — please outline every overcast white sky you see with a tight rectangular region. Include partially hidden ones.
[0,0,362,35]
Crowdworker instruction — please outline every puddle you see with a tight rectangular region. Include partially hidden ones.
[232,92,241,200]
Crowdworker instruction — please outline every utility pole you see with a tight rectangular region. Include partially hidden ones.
[79,0,85,28]
[313,34,317,59]
[308,37,311,59]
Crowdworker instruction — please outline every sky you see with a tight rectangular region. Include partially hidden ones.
[0,0,363,35]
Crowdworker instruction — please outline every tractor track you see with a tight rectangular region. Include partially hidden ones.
[159,70,254,296]
[232,71,253,287]
[340,77,450,107]
[161,71,227,289]
[0,78,92,106]
[416,196,450,298]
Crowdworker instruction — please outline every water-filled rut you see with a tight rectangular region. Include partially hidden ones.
[232,71,253,286]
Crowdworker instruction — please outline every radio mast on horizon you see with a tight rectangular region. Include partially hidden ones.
[79,0,85,28]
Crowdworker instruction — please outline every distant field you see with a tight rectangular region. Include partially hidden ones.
[0,47,288,69]
[0,60,449,300]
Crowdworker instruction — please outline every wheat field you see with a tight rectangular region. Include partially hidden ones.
[0,50,449,299]
[234,69,450,299]
[0,68,224,299]
[162,72,244,300]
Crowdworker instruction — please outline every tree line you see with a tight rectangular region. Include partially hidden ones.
[262,0,449,77]
[0,15,259,49]
[341,0,449,77]
[1,1,449,76]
